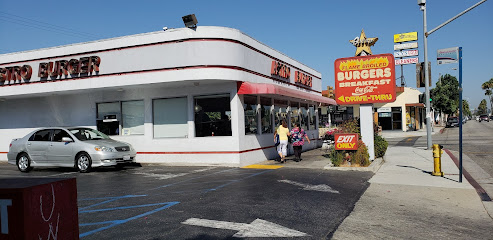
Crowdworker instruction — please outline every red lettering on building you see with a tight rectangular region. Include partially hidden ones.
[39,56,101,78]
[271,61,290,81]
[294,71,313,87]
[0,65,32,82]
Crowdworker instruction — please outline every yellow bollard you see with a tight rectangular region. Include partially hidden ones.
[432,144,444,176]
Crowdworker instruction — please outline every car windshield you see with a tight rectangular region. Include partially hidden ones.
[68,128,110,141]
[448,118,458,123]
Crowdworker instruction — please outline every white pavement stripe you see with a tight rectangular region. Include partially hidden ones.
[181,218,309,238]
[278,180,340,194]
[133,167,216,180]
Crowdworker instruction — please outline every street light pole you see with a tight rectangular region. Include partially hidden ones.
[419,0,432,149]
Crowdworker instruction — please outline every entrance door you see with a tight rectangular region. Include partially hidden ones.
[378,112,392,130]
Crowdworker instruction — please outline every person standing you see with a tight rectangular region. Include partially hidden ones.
[290,123,310,162]
[274,119,290,163]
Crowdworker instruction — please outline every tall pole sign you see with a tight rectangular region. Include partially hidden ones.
[338,29,394,161]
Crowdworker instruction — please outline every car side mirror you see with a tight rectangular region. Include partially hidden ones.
[62,137,74,142]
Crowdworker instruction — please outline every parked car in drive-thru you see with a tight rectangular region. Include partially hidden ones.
[446,117,460,128]
[479,114,490,122]
[7,127,136,173]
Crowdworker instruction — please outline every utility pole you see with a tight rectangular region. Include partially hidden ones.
[418,0,432,149]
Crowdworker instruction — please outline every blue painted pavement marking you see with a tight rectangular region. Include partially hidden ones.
[78,194,147,211]
[79,201,179,238]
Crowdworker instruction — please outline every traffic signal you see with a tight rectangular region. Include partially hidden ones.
[419,93,425,103]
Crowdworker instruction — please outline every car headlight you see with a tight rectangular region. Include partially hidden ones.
[94,146,115,152]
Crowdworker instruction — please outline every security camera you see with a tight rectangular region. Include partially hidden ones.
[163,27,168,31]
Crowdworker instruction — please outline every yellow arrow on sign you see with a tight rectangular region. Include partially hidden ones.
[338,96,345,102]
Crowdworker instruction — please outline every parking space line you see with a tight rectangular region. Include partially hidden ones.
[79,194,147,211]
[79,201,179,238]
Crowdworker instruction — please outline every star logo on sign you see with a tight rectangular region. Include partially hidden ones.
[349,29,378,56]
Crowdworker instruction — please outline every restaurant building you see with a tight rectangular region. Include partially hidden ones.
[0,26,336,167]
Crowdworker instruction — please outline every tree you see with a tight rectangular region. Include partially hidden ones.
[478,99,488,115]
[481,78,493,114]
[430,74,459,115]
[462,100,471,117]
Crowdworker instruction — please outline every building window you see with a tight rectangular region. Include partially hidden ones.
[309,106,316,130]
[96,100,144,136]
[194,94,231,137]
[300,104,308,130]
[153,97,188,138]
[122,100,144,135]
[97,102,120,136]
[274,99,288,128]
[243,95,258,135]
[260,97,273,134]
[290,102,299,127]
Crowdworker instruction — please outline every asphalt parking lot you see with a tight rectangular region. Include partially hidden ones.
[0,162,373,239]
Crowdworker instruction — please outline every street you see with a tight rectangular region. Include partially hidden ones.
[0,162,373,239]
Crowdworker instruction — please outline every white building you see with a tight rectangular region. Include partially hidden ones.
[0,26,335,167]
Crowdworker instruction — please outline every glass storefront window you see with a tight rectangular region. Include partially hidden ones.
[194,94,232,137]
[300,104,308,130]
[309,106,316,130]
[122,100,144,135]
[97,102,120,136]
[243,95,258,135]
[96,101,144,136]
[153,97,188,138]
[260,97,273,134]
[274,99,288,128]
[290,102,299,128]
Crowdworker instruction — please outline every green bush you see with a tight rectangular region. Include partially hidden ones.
[338,119,360,134]
[328,147,345,167]
[352,140,370,167]
[374,135,388,158]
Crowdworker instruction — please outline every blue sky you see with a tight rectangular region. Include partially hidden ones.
[0,0,491,109]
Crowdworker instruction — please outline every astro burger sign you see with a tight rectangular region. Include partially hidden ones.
[334,54,396,105]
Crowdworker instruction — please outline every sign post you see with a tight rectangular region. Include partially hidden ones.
[334,54,396,160]
[437,46,462,182]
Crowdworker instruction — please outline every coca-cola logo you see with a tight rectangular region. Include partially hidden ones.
[353,86,377,96]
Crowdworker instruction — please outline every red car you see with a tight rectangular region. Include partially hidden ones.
[479,114,490,122]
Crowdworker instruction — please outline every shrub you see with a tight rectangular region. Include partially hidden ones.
[328,147,345,167]
[374,135,388,158]
[352,140,370,167]
[338,119,360,134]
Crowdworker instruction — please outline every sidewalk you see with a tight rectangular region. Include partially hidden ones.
[331,146,493,239]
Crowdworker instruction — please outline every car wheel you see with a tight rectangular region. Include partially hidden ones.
[76,153,92,173]
[16,153,32,173]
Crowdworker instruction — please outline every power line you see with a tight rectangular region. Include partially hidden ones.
[0,11,102,40]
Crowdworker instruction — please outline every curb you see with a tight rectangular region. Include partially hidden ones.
[443,148,491,201]
[323,157,384,173]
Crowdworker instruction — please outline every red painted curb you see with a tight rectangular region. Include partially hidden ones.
[443,149,491,201]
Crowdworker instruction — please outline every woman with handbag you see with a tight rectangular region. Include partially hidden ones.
[274,119,290,163]
[290,123,310,162]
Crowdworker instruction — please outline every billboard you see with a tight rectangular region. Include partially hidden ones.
[394,42,418,51]
[437,47,459,65]
[334,54,396,105]
[394,32,418,43]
